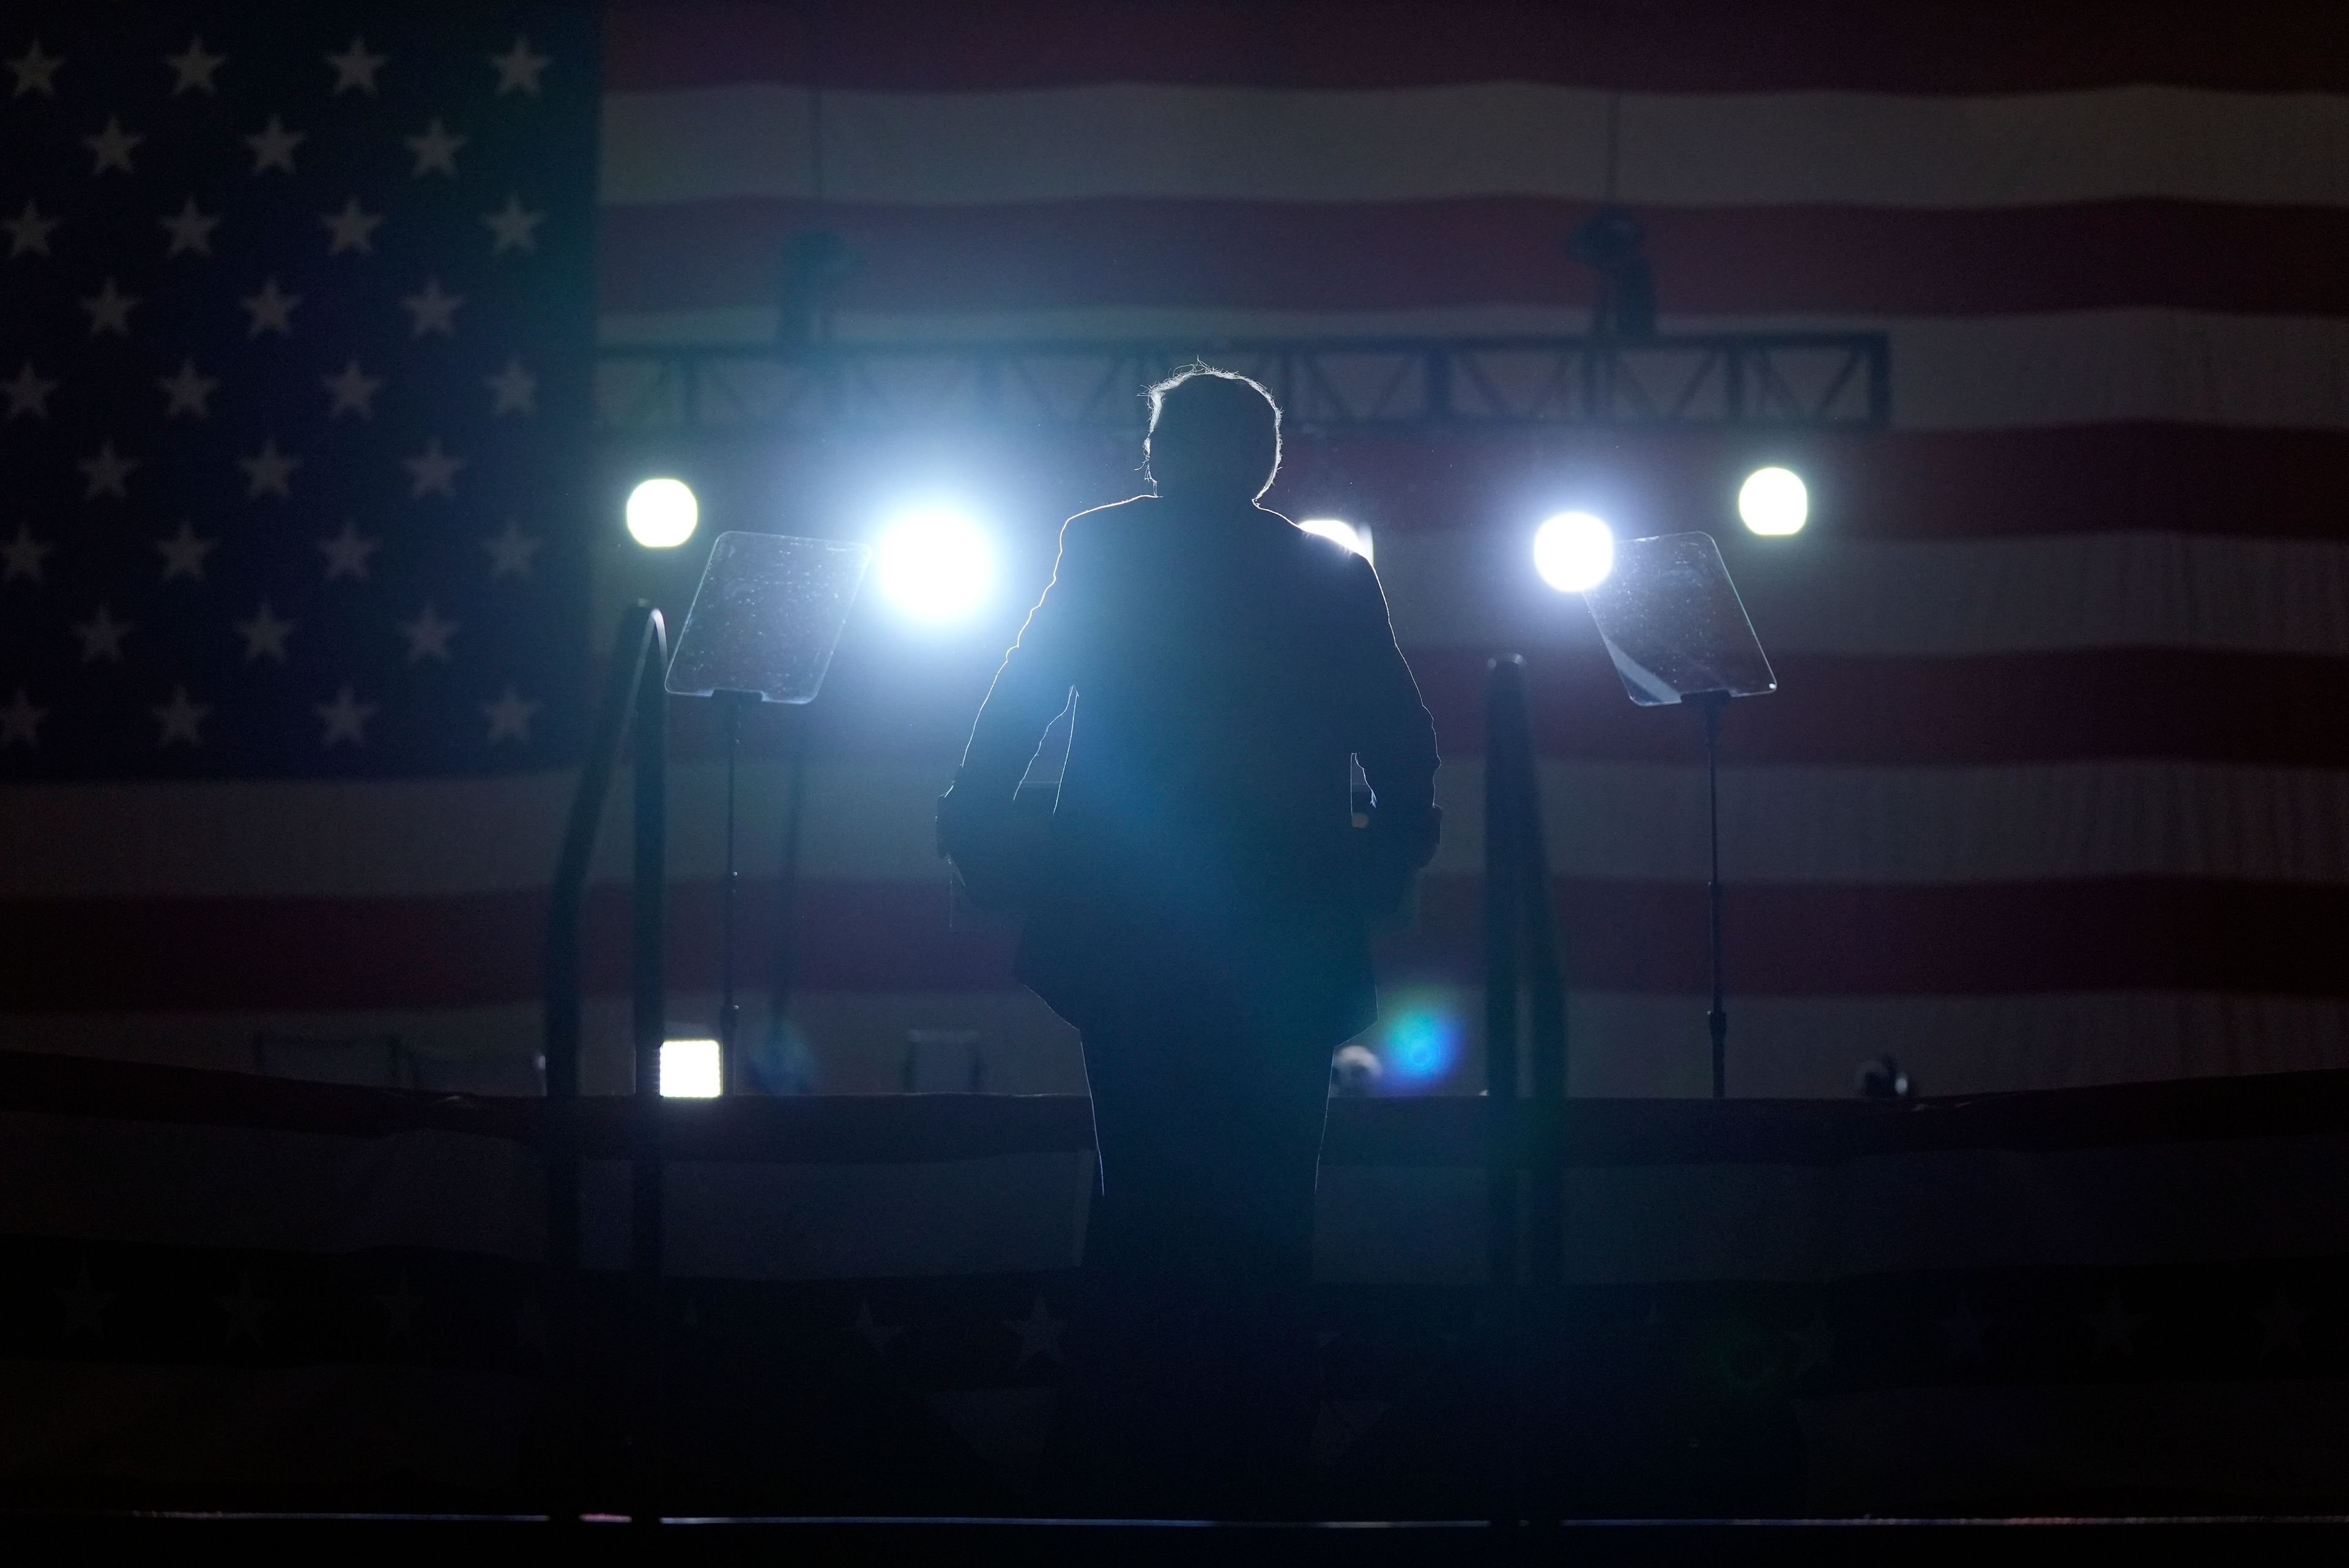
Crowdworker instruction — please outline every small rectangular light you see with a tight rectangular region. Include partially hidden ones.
[660,1038,723,1098]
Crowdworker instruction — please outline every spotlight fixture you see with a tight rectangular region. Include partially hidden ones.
[1738,466,1808,537]
[625,477,699,548]
[877,505,993,622]
[1297,518,1373,563]
[1533,510,1616,592]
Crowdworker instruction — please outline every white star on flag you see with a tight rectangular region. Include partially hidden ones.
[1785,1312,1835,1378]
[377,1275,423,1339]
[5,362,56,419]
[157,359,218,419]
[401,277,462,336]
[486,359,536,415]
[324,360,382,418]
[482,521,541,578]
[82,278,138,336]
[217,1273,271,1344]
[166,37,225,94]
[482,685,540,743]
[491,35,550,94]
[2083,1290,2148,1361]
[484,195,544,255]
[245,114,303,175]
[2,526,52,582]
[239,438,299,499]
[407,119,466,177]
[79,441,138,499]
[159,196,219,258]
[242,277,299,336]
[152,686,210,748]
[73,603,133,663]
[326,37,386,94]
[852,1301,904,1353]
[233,603,294,663]
[1000,1298,1066,1363]
[1005,1296,1066,1364]
[5,199,61,257]
[315,685,379,748]
[84,116,144,175]
[318,521,381,581]
[1936,1298,1989,1364]
[2257,1289,2311,1357]
[0,689,45,749]
[55,1266,116,1337]
[398,604,458,662]
[9,40,62,97]
[406,438,464,498]
[155,522,217,582]
[322,198,382,256]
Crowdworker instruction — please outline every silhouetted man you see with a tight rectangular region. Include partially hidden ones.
[938,366,1440,1512]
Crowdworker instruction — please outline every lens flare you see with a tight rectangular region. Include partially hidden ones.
[1378,994,1465,1088]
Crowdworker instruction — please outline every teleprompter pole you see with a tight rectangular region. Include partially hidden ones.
[1694,691,1729,1099]
[719,690,748,1091]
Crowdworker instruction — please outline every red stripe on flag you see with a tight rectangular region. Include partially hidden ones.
[603,2,2349,94]
[1271,426,2349,543]
[4,875,2341,1011]
[674,647,2349,769]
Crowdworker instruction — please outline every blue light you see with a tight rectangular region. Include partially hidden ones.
[1379,994,1463,1088]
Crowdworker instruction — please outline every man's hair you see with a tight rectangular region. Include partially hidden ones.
[1143,365,1282,502]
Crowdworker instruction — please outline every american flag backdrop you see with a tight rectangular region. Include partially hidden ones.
[3,2,2346,1101]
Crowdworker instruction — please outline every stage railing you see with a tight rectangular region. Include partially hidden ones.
[541,601,669,1522]
[1482,655,1570,1527]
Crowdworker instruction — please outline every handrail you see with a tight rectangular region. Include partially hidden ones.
[1482,655,1570,1282]
[1482,654,1571,1529]
[541,601,669,1522]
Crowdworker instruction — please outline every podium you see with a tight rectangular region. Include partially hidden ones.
[1581,532,1774,1098]
[666,532,872,1090]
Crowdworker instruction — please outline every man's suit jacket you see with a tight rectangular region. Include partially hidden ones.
[942,494,1441,1046]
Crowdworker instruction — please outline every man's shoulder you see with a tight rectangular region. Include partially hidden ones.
[1064,494,1156,532]
[1054,494,1152,559]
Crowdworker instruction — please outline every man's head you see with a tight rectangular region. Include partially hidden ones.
[1143,366,1282,504]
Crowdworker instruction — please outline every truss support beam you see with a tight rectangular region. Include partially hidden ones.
[598,333,1891,437]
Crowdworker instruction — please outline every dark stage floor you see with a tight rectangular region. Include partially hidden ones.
[13,1516,2349,1567]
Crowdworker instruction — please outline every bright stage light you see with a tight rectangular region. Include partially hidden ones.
[1738,466,1808,536]
[878,506,993,622]
[1533,511,1615,592]
[1297,517,1373,563]
[660,1038,723,1098]
[625,477,699,548]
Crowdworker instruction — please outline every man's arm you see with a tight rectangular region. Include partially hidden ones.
[936,515,1096,890]
[1344,554,1442,879]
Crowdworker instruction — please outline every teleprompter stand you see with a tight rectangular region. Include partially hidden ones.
[1581,532,1775,1098]
[666,530,872,1090]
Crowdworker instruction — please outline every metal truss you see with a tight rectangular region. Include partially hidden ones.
[597,332,1891,436]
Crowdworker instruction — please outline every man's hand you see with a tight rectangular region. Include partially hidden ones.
[1355,804,1442,926]
[937,784,1047,913]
